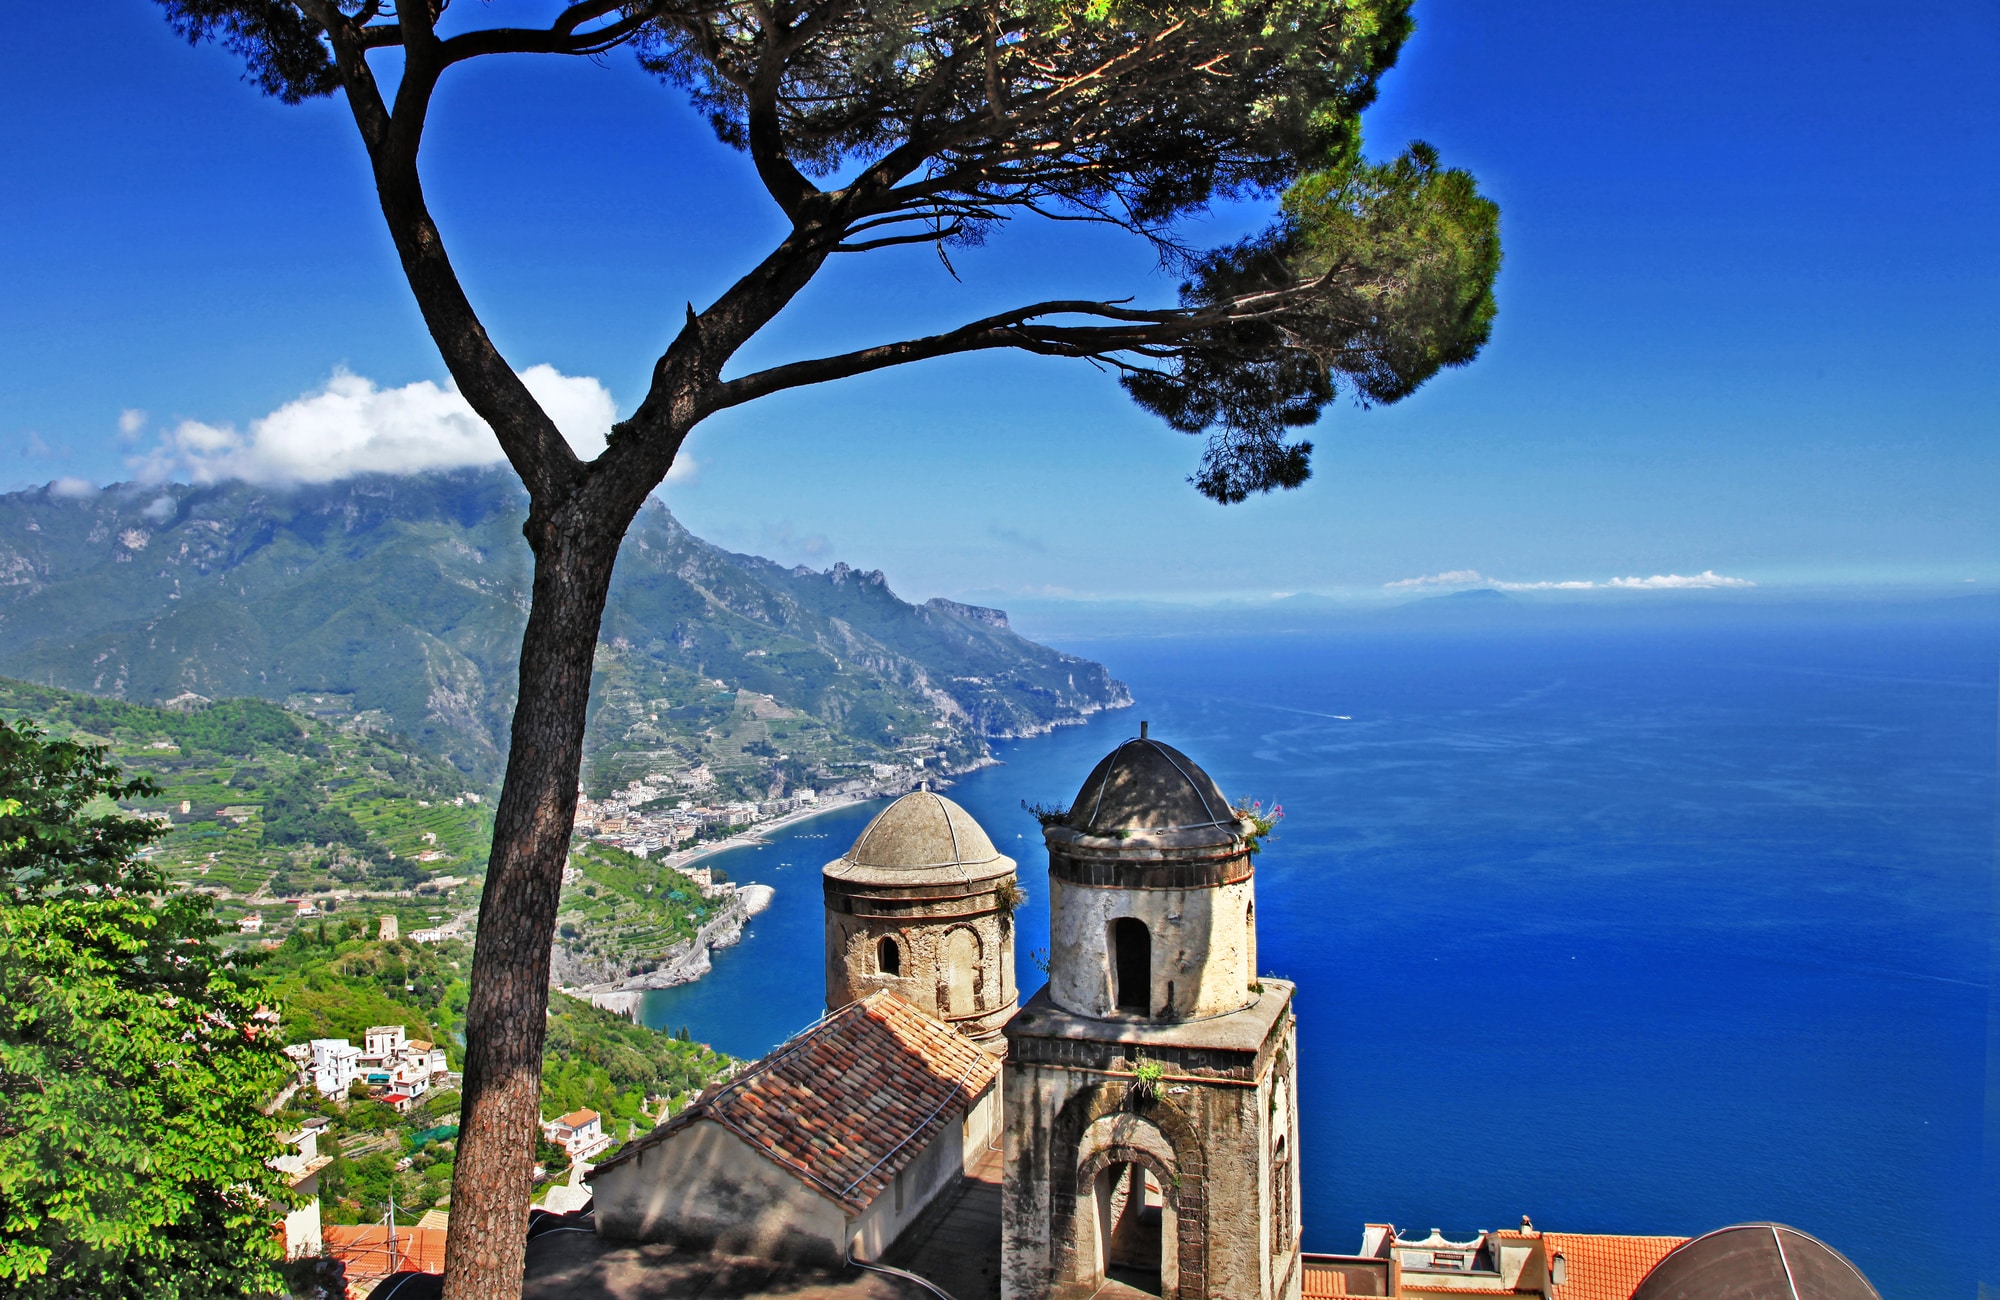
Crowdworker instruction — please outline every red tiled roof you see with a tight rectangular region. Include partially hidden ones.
[592,991,1000,1212]
[323,1224,447,1279]
[555,1108,599,1129]
[1544,1233,1687,1300]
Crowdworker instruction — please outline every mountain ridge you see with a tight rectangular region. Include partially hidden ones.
[0,470,1130,794]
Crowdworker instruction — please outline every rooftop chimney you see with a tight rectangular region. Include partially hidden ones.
[1139,720,1149,739]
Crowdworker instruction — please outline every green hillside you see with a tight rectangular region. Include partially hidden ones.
[0,470,1130,792]
[557,840,723,977]
[0,633,748,1227]
[0,677,489,940]
[262,926,733,1225]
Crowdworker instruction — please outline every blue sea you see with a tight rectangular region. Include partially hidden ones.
[640,603,1996,1299]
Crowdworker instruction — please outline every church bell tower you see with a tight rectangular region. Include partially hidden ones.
[1001,732,1300,1300]
[823,789,1020,1043]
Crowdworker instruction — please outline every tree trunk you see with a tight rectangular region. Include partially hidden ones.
[441,498,629,1300]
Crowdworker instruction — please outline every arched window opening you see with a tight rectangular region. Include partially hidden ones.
[1272,1134,1292,1251]
[945,928,981,1016]
[1111,918,1150,1013]
[877,935,902,976]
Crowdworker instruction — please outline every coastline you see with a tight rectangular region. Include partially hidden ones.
[563,750,1019,1019]
[558,801,875,1019]
[655,792,882,870]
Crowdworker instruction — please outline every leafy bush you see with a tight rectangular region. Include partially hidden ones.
[0,719,294,1299]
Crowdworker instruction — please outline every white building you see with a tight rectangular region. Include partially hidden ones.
[544,1109,613,1163]
[409,919,465,944]
[363,1025,407,1063]
[273,1118,331,1258]
[390,1059,432,1099]
[404,1038,449,1079]
[308,1039,363,1097]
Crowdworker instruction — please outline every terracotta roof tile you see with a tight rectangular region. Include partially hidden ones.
[324,1224,447,1279]
[1544,1233,1687,1300]
[590,991,1000,1212]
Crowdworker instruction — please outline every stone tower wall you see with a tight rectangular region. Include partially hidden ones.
[999,985,1300,1300]
[1045,874,1256,1020]
[823,878,1018,1041]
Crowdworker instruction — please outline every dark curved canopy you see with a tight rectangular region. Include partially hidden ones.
[1067,737,1235,834]
[1630,1224,1880,1300]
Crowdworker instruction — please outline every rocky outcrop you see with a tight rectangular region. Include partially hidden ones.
[554,889,762,1017]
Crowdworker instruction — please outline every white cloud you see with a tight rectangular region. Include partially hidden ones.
[1604,570,1755,590]
[129,365,618,485]
[1385,569,1486,588]
[118,409,148,439]
[141,495,177,523]
[1492,570,1754,591]
[1389,567,1756,592]
[48,477,97,499]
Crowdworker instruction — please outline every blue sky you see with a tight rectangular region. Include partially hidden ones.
[3,2,1995,600]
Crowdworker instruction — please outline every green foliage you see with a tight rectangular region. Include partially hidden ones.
[637,0,1411,224]
[562,840,719,955]
[257,771,367,848]
[1125,143,1501,503]
[258,932,460,1048]
[540,993,732,1135]
[133,0,1488,510]
[1128,1057,1166,1102]
[0,720,295,1299]
[1233,797,1285,855]
[1021,799,1071,828]
[0,676,491,938]
[0,721,161,904]
[161,699,304,757]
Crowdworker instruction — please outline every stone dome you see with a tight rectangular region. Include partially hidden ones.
[1629,1225,1880,1300]
[824,790,1015,888]
[1065,736,1239,836]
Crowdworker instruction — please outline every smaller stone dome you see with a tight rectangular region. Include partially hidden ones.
[1629,1224,1880,1300]
[825,790,1015,888]
[1066,737,1238,835]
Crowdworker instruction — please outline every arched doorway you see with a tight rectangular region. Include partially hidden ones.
[1073,1139,1186,1299]
[1111,917,1150,1013]
[1098,1160,1166,1295]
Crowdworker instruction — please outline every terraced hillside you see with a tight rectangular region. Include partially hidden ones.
[0,678,490,940]
[553,840,724,983]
